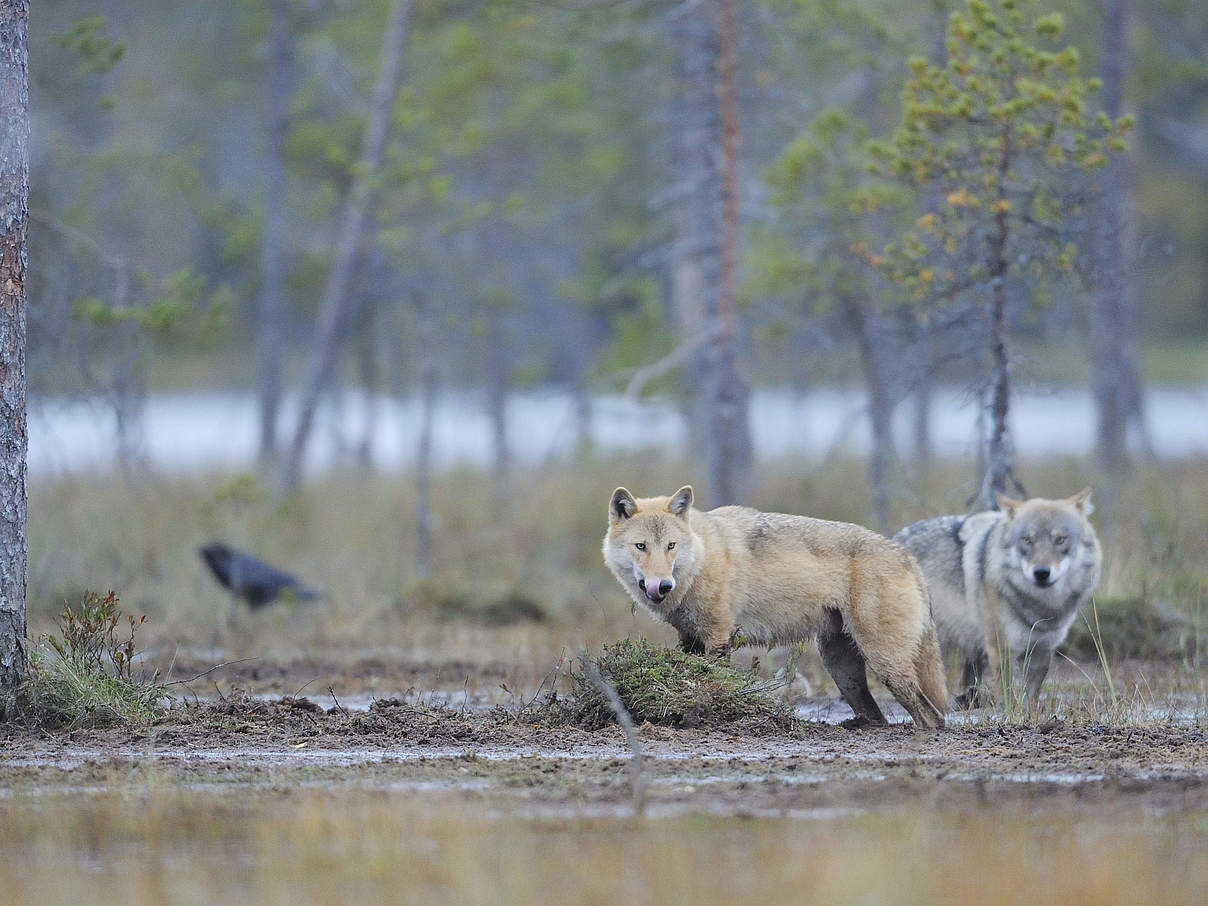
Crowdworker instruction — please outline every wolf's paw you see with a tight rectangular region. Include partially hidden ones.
[953,689,986,710]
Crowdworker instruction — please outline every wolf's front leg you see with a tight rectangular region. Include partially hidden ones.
[1022,646,1055,703]
[677,633,708,656]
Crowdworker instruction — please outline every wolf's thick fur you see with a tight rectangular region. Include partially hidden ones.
[895,490,1102,706]
[602,486,947,728]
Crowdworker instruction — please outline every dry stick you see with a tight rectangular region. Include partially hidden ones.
[328,686,349,717]
[580,651,646,817]
[623,324,722,401]
[162,657,258,687]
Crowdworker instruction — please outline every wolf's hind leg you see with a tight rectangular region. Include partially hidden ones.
[955,651,988,709]
[818,630,887,727]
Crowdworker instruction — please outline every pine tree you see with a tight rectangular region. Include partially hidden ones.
[868,0,1131,507]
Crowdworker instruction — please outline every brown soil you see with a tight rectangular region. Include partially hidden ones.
[2,682,1204,819]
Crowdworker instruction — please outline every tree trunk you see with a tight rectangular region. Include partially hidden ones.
[911,344,933,468]
[355,295,380,468]
[976,128,1021,511]
[413,298,437,582]
[281,0,412,491]
[666,0,750,507]
[978,275,1015,510]
[485,307,509,515]
[0,0,30,704]
[257,0,291,466]
[1090,0,1144,491]
[846,299,894,533]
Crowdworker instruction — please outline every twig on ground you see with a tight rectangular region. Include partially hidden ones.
[328,686,349,717]
[580,649,646,817]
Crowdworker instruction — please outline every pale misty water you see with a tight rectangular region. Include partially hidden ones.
[27,386,1208,476]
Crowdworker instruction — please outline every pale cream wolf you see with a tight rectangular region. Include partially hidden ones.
[602,486,947,728]
[895,490,1102,707]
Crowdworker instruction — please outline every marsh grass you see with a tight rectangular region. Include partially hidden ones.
[0,788,1204,905]
[558,638,796,731]
[23,456,1207,723]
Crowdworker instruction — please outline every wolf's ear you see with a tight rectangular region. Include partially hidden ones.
[1069,487,1093,515]
[995,492,1024,518]
[610,487,638,522]
[668,485,693,518]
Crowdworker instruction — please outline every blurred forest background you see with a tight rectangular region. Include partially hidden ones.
[22,0,1208,648]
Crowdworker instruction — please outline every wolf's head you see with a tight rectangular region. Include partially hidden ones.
[995,488,1099,594]
[602,485,697,607]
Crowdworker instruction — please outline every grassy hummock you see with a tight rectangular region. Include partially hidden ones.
[564,638,797,732]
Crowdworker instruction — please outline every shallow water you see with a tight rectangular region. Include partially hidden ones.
[28,385,1208,475]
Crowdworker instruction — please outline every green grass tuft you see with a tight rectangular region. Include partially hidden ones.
[561,638,797,731]
[19,591,166,728]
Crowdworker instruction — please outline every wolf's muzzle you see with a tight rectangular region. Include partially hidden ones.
[1032,566,1053,587]
[638,577,674,602]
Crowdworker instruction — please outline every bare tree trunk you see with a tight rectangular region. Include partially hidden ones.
[0,0,29,704]
[257,0,291,466]
[666,0,750,506]
[976,128,1023,511]
[846,298,894,533]
[355,296,379,468]
[978,276,1015,510]
[485,307,509,515]
[1090,0,1144,494]
[912,348,933,467]
[413,296,437,579]
[281,0,411,491]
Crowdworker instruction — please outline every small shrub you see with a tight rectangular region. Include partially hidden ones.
[22,591,165,728]
[560,638,798,731]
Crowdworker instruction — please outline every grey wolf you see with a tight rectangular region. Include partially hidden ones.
[602,486,947,728]
[895,490,1102,706]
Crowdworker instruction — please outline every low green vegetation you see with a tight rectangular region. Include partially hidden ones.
[20,591,165,728]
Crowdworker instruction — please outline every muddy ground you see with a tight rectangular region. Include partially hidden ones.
[2,653,1204,821]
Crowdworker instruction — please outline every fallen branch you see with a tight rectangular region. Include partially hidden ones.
[623,324,722,401]
[163,657,258,687]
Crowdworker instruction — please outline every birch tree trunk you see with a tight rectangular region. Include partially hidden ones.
[666,0,750,506]
[257,0,291,466]
[281,0,411,491]
[0,0,29,704]
[1090,0,1144,488]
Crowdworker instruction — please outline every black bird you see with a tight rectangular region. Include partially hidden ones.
[199,541,320,608]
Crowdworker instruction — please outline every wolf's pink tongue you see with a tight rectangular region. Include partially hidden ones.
[646,580,665,601]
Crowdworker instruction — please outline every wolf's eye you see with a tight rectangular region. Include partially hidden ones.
[667,541,676,551]
[634,542,646,551]
[1020,535,1034,547]
[1053,534,1068,546]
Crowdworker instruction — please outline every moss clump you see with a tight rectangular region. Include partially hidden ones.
[565,638,797,731]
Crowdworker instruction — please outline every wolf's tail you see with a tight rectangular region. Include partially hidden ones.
[914,621,949,718]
